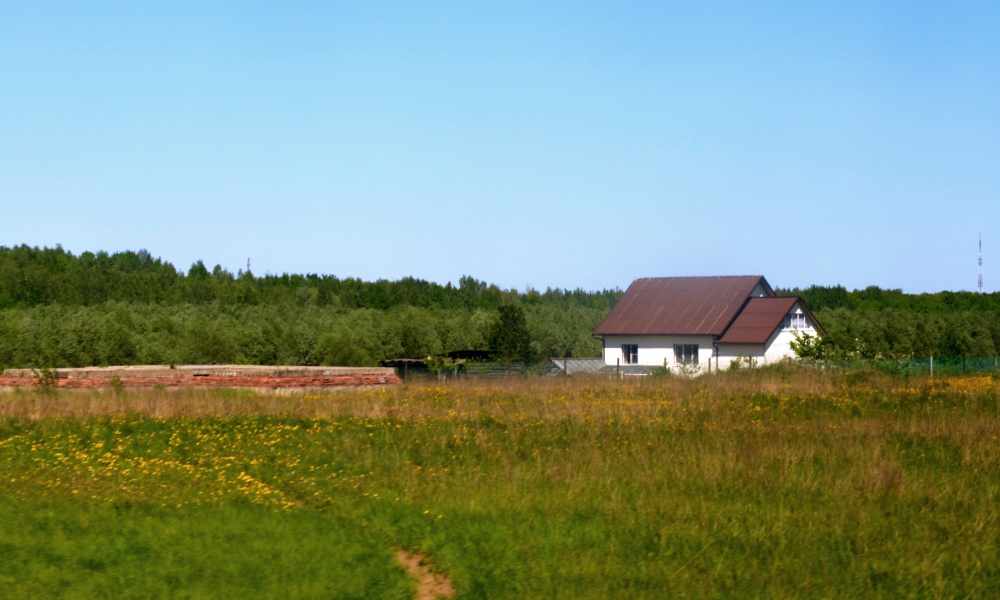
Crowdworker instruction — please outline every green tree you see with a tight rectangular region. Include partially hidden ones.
[181,314,234,364]
[315,331,374,367]
[789,332,828,359]
[487,303,533,364]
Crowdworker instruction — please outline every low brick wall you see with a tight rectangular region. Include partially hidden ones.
[0,366,401,390]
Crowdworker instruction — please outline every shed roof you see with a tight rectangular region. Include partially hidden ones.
[716,297,826,344]
[593,276,772,336]
[543,357,606,375]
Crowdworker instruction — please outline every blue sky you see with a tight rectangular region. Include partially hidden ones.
[2,1,998,293]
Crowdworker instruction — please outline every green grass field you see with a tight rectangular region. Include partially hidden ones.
[1,368,999,598]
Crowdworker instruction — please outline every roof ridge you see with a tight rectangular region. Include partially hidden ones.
[633,275,764,279]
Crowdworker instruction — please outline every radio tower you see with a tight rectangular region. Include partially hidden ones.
[978,234,983,294]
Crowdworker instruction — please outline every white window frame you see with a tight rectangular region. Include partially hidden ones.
[783,313,809,330]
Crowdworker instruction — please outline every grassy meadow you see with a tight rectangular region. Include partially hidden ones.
[1,368,998,598]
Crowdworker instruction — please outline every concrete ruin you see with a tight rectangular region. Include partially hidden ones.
[0,365,400,391]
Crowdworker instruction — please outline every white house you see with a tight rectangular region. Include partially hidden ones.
[594,276,824,372]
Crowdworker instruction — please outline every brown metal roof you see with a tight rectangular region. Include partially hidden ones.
[593,276,771,336]
[715,297,799,344]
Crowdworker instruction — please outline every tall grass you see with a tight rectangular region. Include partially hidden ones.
[1,367,998,598]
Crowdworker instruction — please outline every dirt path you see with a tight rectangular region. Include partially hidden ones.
[396,550,455,600]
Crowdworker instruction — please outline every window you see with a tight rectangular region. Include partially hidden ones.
[674,344,699,365]
[784,313,810,330]
[621,344,638,364]
[622,344,638,364]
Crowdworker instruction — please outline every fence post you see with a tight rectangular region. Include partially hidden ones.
[617,357,620,376]
[930,355,933,377]
[564,357,568,377]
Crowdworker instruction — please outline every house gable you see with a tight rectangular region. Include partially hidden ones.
[718,297,824,342]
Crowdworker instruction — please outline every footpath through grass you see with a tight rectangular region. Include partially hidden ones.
[1,367,999,598]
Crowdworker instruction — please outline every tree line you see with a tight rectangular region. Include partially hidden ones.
[776,284,1000,314]
[0,246,613,369]
[3,245,1000,368]
[0,245,620,311]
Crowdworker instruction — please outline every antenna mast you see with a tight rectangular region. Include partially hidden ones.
[979,234,983,294]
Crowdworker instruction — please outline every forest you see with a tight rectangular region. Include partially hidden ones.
[0,245,614,368]
[2,244,1000,368]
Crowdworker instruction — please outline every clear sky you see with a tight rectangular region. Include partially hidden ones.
[2,1,998,294]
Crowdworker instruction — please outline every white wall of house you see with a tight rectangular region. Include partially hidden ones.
[602,334,717,371]
[717,344,767,367]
